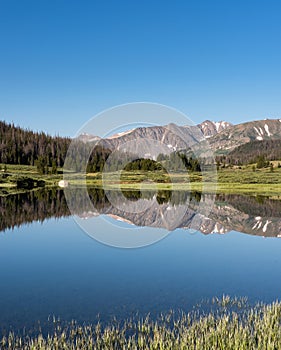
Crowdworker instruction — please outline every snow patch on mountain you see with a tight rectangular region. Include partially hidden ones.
[263,220,272,233]
[264,124,272,136]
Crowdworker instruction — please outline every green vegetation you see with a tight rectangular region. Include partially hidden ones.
[215,138,281,167]
[157,152,201,172]
[86,164,281,196]
[1,160,281,197]
[256,155,270,169]
[2,298,281,349]
[226,138,281,165]
[0,164,63,196]
[0,121,70,168]
[124,158,164,171]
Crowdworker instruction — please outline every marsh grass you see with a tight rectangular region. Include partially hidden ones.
[85,168,281,196]
[2,298,281,349]
[1,164,281,197]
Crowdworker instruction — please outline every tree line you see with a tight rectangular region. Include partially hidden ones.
[157,152,201,172]
[0,121,70,169]
[216,139,281,166]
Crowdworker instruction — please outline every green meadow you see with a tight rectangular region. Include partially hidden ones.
[1,163,281,197]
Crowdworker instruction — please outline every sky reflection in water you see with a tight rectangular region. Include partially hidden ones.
[0,204,281,332]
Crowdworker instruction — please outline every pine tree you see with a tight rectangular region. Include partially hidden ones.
[51,160,57,174]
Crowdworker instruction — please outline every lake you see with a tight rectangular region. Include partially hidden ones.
[0,188,281,335]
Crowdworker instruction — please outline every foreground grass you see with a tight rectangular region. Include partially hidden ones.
[2,299,281,349]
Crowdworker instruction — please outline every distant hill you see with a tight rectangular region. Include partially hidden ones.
[221,139,281,165]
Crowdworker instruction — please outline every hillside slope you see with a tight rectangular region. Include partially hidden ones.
[207,119,281,154]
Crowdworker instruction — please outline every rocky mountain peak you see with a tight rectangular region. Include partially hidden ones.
[198,120,232,138]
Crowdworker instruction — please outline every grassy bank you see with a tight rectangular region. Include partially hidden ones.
[1,163,281,197]
[84,166,281,196]
[0,164,63,196]
[1,298,281,349]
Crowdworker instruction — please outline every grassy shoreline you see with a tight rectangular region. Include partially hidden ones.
[1,164,281,197]
[1,298,281,349]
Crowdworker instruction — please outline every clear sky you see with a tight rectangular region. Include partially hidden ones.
[1,0,281,136]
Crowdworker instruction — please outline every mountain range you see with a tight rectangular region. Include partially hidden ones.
[78,118,281,157]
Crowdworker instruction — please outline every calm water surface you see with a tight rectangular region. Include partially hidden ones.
[0,189,281,333]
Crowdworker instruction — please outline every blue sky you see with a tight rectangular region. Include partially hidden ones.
[1,0,281,136]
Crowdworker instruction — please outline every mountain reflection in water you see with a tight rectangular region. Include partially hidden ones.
[1,188,281,237]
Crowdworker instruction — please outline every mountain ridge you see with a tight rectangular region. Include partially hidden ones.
[77,118,281,157]
[207,118,281,154]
